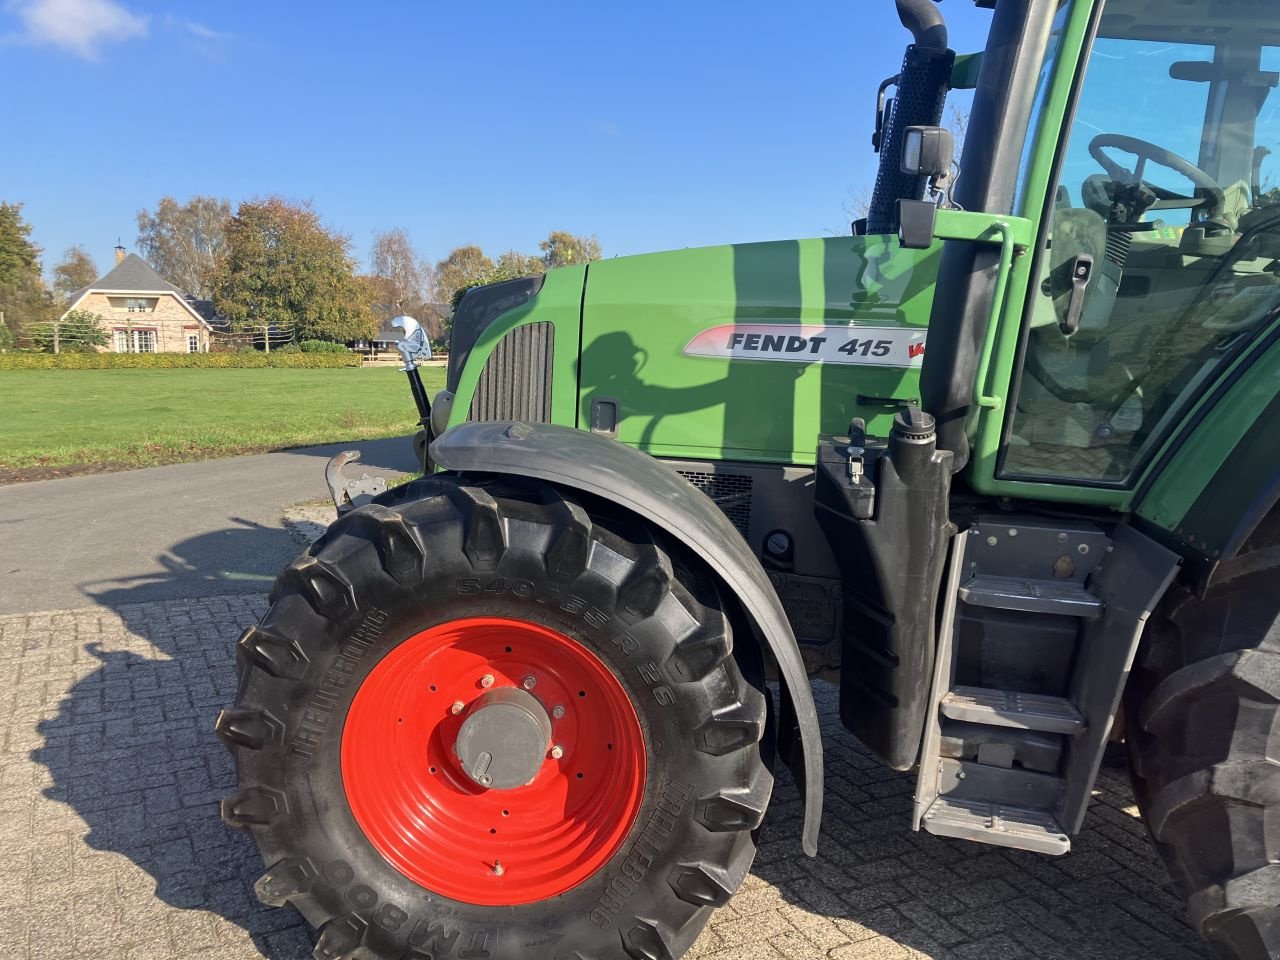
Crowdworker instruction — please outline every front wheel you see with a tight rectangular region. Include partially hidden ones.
[217,475,772,960]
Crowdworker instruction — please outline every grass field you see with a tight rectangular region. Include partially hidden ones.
[0,366,446,480]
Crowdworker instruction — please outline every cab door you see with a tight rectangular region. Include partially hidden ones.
[969,0,1280,530]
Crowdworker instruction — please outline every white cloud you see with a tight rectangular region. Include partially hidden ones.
[164,14,230,42]
[5,0,148,59]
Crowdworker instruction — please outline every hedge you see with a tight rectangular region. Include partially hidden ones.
[300,339,349,353]
[0,351,363,370]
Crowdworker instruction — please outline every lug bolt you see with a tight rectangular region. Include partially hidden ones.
[493,860,504,876]
[480,674,495,688]
[552,705,565,720]
[550,745,564,760]
[522,675,537,690]
[451,701,465,715]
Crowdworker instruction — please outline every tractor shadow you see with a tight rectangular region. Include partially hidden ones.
[29,520,315,959]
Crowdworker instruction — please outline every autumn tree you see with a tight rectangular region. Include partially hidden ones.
[52,246,98,301]
[0,202,53,343]
[209,197,377,345]
[136,195,231,297]
[494,250,545,277]
[434,245,495,310]
[539,230,602,269]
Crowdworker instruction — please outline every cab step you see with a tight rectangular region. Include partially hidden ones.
[940,686,1086,735]
[958,575,1104,618]
[912,518,1182,857]
[920,797,1070,856]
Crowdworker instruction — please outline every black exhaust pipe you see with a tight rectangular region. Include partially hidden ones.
[896,0,947,50]
[865,0,954,235]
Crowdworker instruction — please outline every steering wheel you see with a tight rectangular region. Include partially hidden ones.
[1088,133,1226,218]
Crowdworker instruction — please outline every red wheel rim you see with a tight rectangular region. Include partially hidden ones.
[341,617,647,906]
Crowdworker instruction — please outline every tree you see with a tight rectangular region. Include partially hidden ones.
[495,250,545,277]
[136,195,231,298]
[539,230,601,269]
[31,309,109,354]
[434,245,495,310]
[0,202,50,344]
[52,246,98,301]
[369,228,433,316]
[209,197,377,345]
[0,202,40,291]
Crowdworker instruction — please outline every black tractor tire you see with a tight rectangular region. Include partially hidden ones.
[1126,539,1280,960]
[217,474,773,960]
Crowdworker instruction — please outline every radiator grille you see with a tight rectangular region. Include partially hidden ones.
[468,322,554,423]
[677,470,753,538]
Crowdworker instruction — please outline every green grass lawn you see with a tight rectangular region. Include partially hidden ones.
[0,366,446,479]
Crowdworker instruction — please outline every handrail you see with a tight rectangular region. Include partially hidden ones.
[972,220,1015,411]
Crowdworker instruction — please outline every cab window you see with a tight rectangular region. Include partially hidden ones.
[1003,1,1280,483]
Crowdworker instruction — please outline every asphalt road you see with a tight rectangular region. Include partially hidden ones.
[0,436,418,615]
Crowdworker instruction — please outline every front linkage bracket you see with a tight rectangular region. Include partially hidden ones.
[325,450,388,516]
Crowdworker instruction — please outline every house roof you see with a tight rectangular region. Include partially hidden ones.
[69,254,189,303]
[63,254,212,329]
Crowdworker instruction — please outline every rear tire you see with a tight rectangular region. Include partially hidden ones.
[217,475,772,960]
[1126,542,1280,960]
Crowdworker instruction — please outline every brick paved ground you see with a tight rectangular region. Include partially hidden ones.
[0,595,1212,960]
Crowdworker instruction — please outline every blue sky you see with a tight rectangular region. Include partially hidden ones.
[0,0,993,279]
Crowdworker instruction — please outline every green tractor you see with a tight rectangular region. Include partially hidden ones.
[217,1,1280,957]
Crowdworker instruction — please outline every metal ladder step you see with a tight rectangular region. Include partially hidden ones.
[940,686,1086,735]
[958,575,1104,617]
[921,797,1070,856]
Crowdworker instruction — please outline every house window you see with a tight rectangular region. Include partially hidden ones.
[188,335,200,353]
[110,297,158,313]
[114,329,156,353]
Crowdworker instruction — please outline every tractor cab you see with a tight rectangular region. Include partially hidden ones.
[1005,0,1280,485]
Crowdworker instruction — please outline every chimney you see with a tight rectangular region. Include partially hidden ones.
[114,242,126,265]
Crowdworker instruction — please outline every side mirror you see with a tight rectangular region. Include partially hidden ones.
[901,125,954,179]
[392,315,432,372]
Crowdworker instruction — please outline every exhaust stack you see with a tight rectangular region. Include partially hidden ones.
[865,0,954,235]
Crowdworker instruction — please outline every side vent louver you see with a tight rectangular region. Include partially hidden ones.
[468,322,554,423]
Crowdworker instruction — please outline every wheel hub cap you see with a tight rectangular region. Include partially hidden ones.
[454,687,552,789]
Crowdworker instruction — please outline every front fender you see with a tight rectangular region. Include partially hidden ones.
[430,420,822,856]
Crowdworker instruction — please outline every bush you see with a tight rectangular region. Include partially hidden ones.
[0,351,362,370]
[300,339,349,353]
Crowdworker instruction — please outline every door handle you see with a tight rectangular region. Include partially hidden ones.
[1059,254,1095,337]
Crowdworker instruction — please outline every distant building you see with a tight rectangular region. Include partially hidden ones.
[62,246,214,353]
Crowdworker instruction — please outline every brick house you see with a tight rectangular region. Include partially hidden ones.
[63,248,214,353]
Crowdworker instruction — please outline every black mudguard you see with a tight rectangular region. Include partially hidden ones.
[430,420,823,856]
